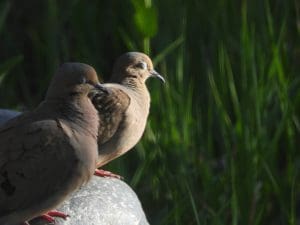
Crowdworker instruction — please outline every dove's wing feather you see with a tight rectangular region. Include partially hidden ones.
[0,117,79,219]
[91,85,130,145]
[0,112,37,168]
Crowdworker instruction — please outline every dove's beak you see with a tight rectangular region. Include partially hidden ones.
[94,83,103,89]
[150,70,165,83]
[93,82,109,94]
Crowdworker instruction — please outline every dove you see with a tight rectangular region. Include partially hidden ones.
[0,63,100,225]
[89,52,164,173]
[0,109,152,225]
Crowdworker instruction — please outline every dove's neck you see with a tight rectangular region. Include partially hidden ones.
[42,97,99,138]
[121,77,149,95]
[124,80,151,110]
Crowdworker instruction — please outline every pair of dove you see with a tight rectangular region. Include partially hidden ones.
[0,52,164,225]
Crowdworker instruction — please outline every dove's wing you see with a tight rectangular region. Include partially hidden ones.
[0,116,80,219]
[91,84,130,145]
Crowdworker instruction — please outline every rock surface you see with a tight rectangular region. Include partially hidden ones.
[0,109,149,225]
[30,177,149,225]
[0,109,21,125]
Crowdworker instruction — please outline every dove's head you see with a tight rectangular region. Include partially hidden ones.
[46,63,101,99]
[111,52,165,85]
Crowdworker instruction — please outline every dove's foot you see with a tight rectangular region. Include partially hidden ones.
[94,169,123,179]
[30,210,69,223]
[21,211,68,224]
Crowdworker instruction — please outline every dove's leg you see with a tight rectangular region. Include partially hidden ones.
[31,210,69,223]
[40,214,55,223]
[46,210,69,220]
[94,169,123,179]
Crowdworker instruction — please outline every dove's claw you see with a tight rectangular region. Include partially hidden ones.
[94,169,123,179]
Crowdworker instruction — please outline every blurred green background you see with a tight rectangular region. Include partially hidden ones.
[0,0,299,224]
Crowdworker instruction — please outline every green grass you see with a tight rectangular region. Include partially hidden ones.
[0,0,299,224]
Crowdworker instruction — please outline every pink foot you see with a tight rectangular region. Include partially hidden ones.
[32,210,69,223]
[94,169,123,179]
[40,214,55,223]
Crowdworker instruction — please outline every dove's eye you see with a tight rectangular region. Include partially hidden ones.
[81,77,87,84]
[135,62,147,70]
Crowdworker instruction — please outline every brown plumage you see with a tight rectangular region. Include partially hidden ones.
[0,63,100,225]
[90,52,164,168]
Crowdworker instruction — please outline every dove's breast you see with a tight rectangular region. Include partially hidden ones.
[96,84,150,167]
[119,93,150,151]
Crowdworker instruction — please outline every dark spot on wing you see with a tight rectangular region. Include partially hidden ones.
[27,128,43,135]
[1,171,16,196]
